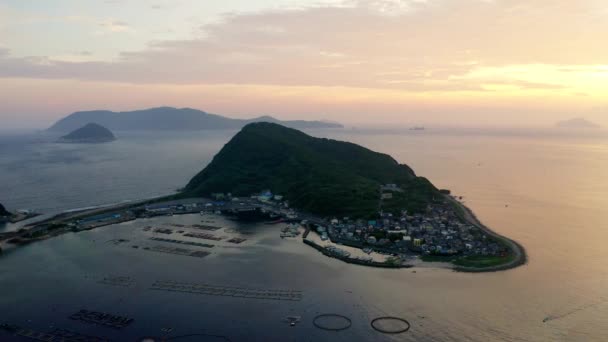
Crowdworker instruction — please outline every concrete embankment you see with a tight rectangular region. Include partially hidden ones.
[303,239,411,269]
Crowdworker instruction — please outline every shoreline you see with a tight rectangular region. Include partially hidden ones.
[3,194,526,273]
[22,195,176,228]
[445,195,527,272]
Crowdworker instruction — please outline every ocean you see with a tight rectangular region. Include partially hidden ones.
[0,127,607,341]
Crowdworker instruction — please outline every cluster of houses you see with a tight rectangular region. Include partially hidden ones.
[25,187,505,261]
[218,188,507,258]
[321,202,508,258]
[211,191,286,206]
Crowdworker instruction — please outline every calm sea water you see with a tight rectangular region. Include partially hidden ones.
[1,128,607,341]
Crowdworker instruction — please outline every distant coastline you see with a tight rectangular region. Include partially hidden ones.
[48,107,343,132]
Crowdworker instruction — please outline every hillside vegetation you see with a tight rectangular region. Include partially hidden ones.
[185,123,438,218]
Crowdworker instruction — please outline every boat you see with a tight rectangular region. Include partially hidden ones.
[285,316,301,326]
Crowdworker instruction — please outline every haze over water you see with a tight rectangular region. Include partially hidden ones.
[0,128,607,341]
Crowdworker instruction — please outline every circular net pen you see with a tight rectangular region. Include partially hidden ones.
[371,317,411,334]
[313,314,352,331]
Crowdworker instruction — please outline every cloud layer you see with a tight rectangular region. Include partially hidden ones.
[0,0,607,126]
[1,1,606,86]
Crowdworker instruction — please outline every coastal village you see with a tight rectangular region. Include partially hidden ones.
[1,185,511,269]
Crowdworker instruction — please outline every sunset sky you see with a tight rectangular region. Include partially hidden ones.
[1,0,607,128]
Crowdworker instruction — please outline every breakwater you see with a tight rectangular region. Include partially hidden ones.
[303,239,411,269]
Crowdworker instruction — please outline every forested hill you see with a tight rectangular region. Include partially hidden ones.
[185,122,438,218]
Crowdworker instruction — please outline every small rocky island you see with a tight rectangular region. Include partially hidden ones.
[59,123,116,143]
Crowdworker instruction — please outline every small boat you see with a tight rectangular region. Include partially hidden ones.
[285,316,301,326]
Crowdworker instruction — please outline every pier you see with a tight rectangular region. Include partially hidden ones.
[303,239,412,269]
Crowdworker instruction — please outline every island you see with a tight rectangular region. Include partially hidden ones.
[2,123,525,272]
[48,107,343,132]
[184,122,525,271]
[556,117,600,129]
[58,123,116,143]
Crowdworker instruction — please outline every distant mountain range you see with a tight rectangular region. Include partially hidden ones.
[556,117,600,129]
[59,123,116,143]
[48,107,343,132]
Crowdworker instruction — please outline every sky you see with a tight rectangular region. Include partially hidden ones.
[0,0,607,129]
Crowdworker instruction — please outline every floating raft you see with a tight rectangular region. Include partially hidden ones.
[98,276,135,288]
[150,280,303,301]
[183,232,223,241]
[192,224,222,231]
[150,237,214,248]
[1,324,108,342]
[143,245,210,258]
[69,309,133,329]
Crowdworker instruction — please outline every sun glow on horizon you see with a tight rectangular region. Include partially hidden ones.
[1,0,607,127]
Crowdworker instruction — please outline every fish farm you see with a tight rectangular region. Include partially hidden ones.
[149,280,303,301]
[0,324,107,342]
[142,245,210,258]
[183,232,223,241]
[98,276,135,288]
[69,309,134,329]
[149,237,214,248]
